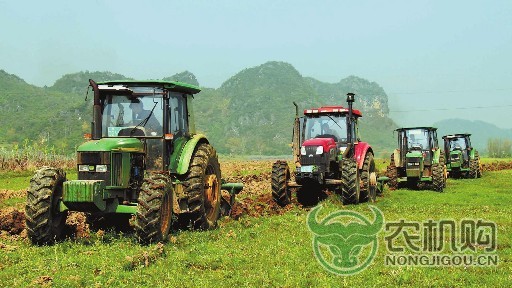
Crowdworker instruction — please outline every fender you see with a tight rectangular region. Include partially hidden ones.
[432,148,441,164]
[170,134,209,175]
[354,142,373,169]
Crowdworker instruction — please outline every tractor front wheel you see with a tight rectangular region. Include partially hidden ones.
[341,158,360,205]
[271,161,291,206]
[360,152,376,203]
[134,173,173,244]
[178,143,221,230]
[25,167,68,245]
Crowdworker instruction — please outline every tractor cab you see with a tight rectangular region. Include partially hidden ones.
[93,81,196,172]
[443,134,471,166]
[301,106,361,154]
[442,133,480,178]
[397,127,439,166]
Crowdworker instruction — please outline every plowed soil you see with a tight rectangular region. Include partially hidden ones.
[481,161,512,172]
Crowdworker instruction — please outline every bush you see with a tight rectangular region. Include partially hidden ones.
[487,138,512,158]
[0,139,75,172]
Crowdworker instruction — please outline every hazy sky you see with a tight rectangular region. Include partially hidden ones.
[1,0,511,128]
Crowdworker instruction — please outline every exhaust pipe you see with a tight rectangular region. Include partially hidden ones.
[344,93,355,157]
[89,79,102,140]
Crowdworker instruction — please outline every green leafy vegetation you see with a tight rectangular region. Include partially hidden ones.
[0,62,397,156]
[487,138,512,158]
[194,61,397,155]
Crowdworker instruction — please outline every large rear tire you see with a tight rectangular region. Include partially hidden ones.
[341,158,360,205]
[134,173,172,244]
[25,167,68,245]
[476,151,482,178]
[432,164,444,192]
[386,154,398,190]
[360,152,376,203]
[439,152,447,187]
[177,143,221,230]
[271,161,291,206]
[469,151,481,178]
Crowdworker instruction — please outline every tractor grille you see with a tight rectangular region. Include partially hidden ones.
[77,152,111,185]
[451,154,460,161]
[300,146,329,168]
[111,153,123,187]
[77,152,110,165]
[407,157,421,167]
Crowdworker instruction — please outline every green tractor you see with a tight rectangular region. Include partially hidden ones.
[386,127,447,191]
[442,133,482,178]
[25,79,242,245]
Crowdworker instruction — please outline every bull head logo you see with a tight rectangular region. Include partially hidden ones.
[307,205,384,275]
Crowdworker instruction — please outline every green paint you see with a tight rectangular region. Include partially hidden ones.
[97,80,201,94]
[63,180,107,211]
[115,204,138,214]
[172,134,208,175]
[77,138,143,152]
[221,183,244,196]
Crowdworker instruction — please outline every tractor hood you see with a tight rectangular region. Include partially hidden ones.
[302,137,337,152]
[406,150,424,158]
[77,138,144,153]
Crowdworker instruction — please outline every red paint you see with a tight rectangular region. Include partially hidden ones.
[302,138,337,153]
[354,142,372,168]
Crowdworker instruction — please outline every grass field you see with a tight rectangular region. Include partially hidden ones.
[0,160,511,287]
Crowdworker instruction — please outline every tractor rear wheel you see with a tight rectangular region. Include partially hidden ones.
[360,152,376,203]
[341,158,360,205]
[469,151,482,178]
[271,161,291,206]
[178,143,221,230]
[25,167,68,245]
[431,164,444,192]
[134,173,172,244]
[386,154,398,190]
[476,151,482,178]
[439,152,447,187]
[469,158,479,178]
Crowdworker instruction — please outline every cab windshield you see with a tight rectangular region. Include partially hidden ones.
[449,137,467,150]
[304,115,347,142]
[101,88,164,137]
[405,129,429,151]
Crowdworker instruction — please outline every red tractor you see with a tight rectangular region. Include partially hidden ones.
[271,93,379,206]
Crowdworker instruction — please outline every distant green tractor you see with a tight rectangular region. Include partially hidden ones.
[386,127,447,191]
[25,79,242,245]
[442,133,481,178]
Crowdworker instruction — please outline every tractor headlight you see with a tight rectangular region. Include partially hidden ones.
[315,146,324,155]
[301,146,306,155]
[78,165,90,172]
[96,165,108,173]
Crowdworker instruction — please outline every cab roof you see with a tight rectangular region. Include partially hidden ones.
[304,106,363,117]
[396,127,437,132]
[97,80,201,94]
[442,133,471,139]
